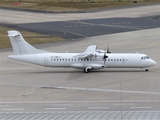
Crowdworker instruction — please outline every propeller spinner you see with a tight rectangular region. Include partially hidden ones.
[103,45,111,66]
[103,49,108,66]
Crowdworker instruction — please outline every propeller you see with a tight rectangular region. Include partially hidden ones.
[103,47,108,65]
[103,52,108,59]
[107,44,111,53]
[103,44,111,66]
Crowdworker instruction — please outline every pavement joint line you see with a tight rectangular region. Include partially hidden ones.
[51,104,72,106]
[7,23,88,38]
[87,107,109,109]
[0,105,10,107]
[125,41,160,50]
[50,86,160,95]
[113,103,134,106]
[77,20,141,30]
[0,83,160,96]
[0,111,160,113]
[1,100,159,104]
[45,108,66,110]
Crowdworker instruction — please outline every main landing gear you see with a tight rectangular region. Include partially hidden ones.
[84,67,92,73]
[84,68,89,73]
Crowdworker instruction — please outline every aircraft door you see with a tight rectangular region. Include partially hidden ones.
[44,58,48,67]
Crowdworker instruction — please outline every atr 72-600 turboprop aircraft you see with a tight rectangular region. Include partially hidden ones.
[8,30,156,73]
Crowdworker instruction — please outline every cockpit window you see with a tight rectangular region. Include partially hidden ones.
[141,56,149,59]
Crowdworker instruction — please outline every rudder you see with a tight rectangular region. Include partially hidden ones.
[8,30,47,55]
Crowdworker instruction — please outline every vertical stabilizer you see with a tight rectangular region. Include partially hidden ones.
[8,30,47,55]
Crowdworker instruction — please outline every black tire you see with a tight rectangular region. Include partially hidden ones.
[84,69,89,73]
[145,69,148,71]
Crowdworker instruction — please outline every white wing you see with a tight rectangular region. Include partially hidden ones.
[75,45,98,59]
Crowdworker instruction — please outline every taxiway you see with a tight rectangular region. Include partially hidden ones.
[0,4,160,120]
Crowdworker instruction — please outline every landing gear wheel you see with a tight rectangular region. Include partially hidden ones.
[145,68,148,71]
[84,68,89,73]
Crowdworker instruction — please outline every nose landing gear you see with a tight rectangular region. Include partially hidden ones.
[145,68,148,71]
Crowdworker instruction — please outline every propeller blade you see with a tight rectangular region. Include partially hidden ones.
[103,46,108,66]
[107,44,111,53]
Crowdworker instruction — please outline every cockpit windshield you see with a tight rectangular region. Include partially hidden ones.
[141,56,149,59]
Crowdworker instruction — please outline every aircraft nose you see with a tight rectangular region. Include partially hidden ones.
[150,60,156,66]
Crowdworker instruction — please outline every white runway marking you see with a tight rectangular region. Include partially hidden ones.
[22,86,34,96]
[0,100,160,104]
[2,108,24,111]
[45,79,159,105]
[51,86,160,95]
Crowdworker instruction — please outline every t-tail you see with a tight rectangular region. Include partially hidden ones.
[8,30,50,65]
[8,30,47,55]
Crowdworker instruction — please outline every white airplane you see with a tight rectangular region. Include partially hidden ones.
[8,30,156,73]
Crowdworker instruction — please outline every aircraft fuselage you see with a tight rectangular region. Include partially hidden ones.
[9,52,156,70]
[7,30,156,73]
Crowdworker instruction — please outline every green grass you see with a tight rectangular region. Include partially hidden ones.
[0,26,64,48]
[0,0,159,48]
[0,0,160,12]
